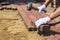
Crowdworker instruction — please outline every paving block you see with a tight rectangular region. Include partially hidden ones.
[17,5,37,31]
[21,5,37,23]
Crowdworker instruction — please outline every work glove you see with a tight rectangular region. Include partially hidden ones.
[38,5,46,12]
[35,16,51,28]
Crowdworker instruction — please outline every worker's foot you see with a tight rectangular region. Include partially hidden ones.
[27,2,32,11]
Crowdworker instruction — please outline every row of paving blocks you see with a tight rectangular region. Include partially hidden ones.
[0,6,17,10]
[0,2,17,10]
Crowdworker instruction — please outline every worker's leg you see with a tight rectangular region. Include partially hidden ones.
[35,7,60,28]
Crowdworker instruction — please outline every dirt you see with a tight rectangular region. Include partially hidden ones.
[0,9,45,40]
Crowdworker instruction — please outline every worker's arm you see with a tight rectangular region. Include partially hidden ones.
[44,0,52,7]
[38,0,52,12]
[35,7,60,28]
[49,7,60,19]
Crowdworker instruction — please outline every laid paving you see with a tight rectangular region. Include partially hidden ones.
[17,4,60,40]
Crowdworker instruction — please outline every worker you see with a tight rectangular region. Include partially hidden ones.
[35,0,60,28]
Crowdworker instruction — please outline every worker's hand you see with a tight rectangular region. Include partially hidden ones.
[38,5,46,12]
[35,16,51,28]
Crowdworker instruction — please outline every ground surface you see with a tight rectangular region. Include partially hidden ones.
[0,2,60,40]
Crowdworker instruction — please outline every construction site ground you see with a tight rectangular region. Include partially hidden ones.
[0,2,60,40]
